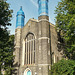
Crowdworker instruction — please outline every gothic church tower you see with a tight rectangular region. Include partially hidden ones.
[13,6,25,75]
[37,0,51,75]
[13,0,63,75]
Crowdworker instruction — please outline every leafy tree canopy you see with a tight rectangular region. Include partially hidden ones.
[0,29,14,74]
[0,0,13,27]
[55,0,75,60]
[51,59,75,75]
[0,0,14,74]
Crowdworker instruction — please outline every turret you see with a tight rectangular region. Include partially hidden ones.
[16,6,25,28]
[13,6,25,75]
[38,0,50,75]
[38,0,49,20]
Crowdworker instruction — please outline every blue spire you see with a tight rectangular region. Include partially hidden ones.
[16,6,25,28]
[38,0,48,16]
[20,6,22,10]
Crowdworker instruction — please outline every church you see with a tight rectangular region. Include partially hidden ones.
[13,0,63,75]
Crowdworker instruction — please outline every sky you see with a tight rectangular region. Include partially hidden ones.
[7,0,61,35]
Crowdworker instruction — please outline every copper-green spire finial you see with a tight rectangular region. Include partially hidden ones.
[20,6,22,10]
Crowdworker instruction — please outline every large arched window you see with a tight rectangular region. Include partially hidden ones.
[24,33,35,65]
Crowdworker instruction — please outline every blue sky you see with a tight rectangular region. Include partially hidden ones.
[7,0,61,35]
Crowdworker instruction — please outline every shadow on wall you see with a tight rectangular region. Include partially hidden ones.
[57,31,66,58]
[12,62,20,75]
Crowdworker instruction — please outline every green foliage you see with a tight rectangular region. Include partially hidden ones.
[0,29,14,74]
[0,0,14,74]
[51,59,75,75]
[0,0,13,27]
[55,0,75,60]
[50,0,75,75]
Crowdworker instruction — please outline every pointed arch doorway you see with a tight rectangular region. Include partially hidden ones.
[27,70,31,75]
[24,68,32,75]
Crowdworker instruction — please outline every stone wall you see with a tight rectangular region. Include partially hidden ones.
[14,18,63,75]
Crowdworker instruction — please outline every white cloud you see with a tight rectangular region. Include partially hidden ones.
[30,0,38,8]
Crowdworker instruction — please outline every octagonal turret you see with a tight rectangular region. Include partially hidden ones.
[16,6,25,28]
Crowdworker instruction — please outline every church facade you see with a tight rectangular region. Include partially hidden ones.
[13,0,63,75]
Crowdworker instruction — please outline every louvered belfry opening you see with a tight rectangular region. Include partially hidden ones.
[24,33,35,65]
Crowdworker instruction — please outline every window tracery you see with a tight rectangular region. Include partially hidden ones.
[24,33,35,65]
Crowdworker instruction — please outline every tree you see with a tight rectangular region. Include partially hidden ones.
[51,59,75,75]
[1,34,14,75]
[0,30,14,74]
[55,0,75,60]
[50,0,75,75]
[0,0,13,27]
[4,35,14,75]
[0,0,14,74]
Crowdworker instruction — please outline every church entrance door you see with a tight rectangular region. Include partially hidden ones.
[27,71,31,75]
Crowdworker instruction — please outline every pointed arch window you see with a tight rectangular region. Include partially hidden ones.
[24,33,35,65]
